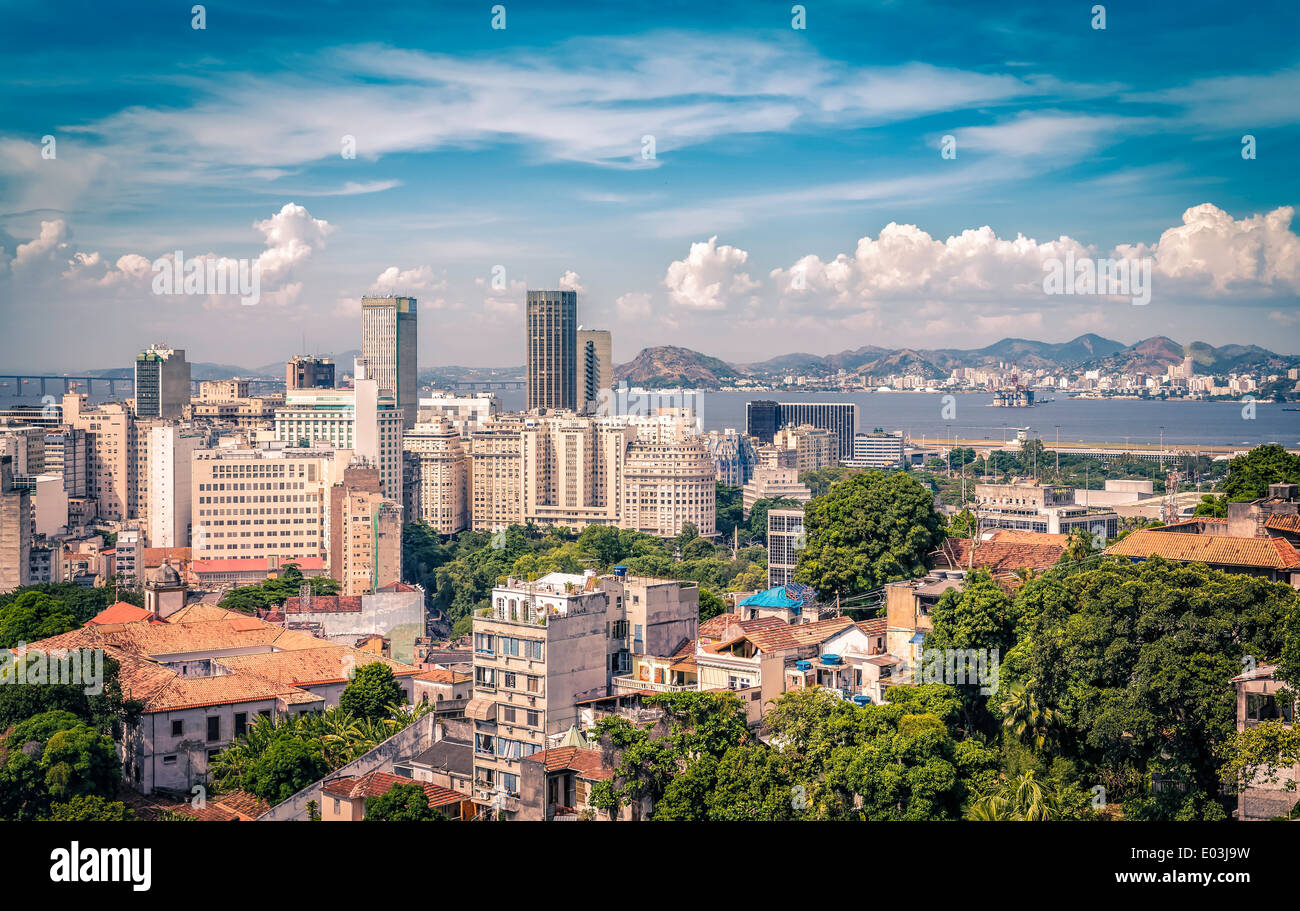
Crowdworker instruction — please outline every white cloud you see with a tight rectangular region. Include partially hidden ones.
[253,203,334,283]
[664,236,758,310]
[558,270,585,293]
[370,264,446,295]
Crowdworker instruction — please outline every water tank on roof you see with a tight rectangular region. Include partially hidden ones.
[820,653,842,665]
[613,565,628,577]
[795,660,811,671]
[852,695,871,707]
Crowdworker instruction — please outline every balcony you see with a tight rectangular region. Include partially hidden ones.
[612,674,694,694]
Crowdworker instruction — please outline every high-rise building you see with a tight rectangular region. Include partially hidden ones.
[62,394,135,523]
[141,423,203,547]
[851,430,904,467]
[273,361,403,501]
[0,455,32,592]
[134,344,190,419]
[469,422,525,532]
[701,429,757,486]
[42,428,88,498]
[191,442,348,563]
[742,467,812,518]
[328,463,403,596]
[403,416,469,534]
[361,297,418,428]
[773,424,840,473]
[525,290,577,412]
[521,416,630,530]
[620,435,717,538]
[767,507,805,588]
[577,329,613,413]
[286,355,336,391]
[746,400,779,444]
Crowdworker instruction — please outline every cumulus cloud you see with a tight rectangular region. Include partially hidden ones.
[253,203,334,283]
[558,270,585,293]
[664,236,758,310]
[369,264,446,295]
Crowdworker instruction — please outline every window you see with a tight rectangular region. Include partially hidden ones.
[526,710,540,727]
[502,773,519,795]
[206,716,220,742]
[234,713,247,738]
[501,706,517,724]
[171,719,183,737]
[162,755,177,765]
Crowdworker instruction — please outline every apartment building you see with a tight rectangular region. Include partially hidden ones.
[136,422,204,547]
[134,344,191,420]
[767,507,805,587]
[521,416,630,531]
[469,423,524,532]
[416,392,498,435]
[851,430,905,467]
[198,379,250,402]
[0,456,31,592]
[621,435,716,537]
[191,442,348,564]
[468,570,697,816]
[41,427,88,498]
[742,467,812,518]
[577,328,613,414]
[62,393,135,523]
[328,464,403,597]
[773,424,839,473]
[403,416,470,534]
[286,355,336,391]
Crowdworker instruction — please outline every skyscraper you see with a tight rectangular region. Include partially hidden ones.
[526,290,577,412]
[577,328,613,413]
[361,296,418,428]
[134,344,190,419]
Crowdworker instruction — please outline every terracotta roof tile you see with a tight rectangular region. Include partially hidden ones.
[524,746,614,780]
[321,771,463,807]
[88,602,153,625]
[1106,529,1300,570]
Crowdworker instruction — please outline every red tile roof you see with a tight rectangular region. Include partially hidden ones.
[855,618,887,637]
[524,746,614,780]
[281,595,363,613]
[321,771,462,808]
[1265,514,1300,534]
[1106,529,1300,570]
[933,535,1067,572]
[88,602,154,625]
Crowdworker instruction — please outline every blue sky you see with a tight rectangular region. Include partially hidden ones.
[1,0,1298,371]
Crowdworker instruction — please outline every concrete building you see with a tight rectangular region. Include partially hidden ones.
[134,344,190,420]
[191,442,348,564]
[62,394,135,523]
[468,570,697,816]
[403,416,469,534]
[521,416,630,532]
[328,463,403,597]
[469,423,525,532]
[742,467,812,518]
[702,429,757,486]
[767,507,805,588]
[138,423,204,547]
[621,435,717,537]
[361,296,419,428]
[577,328,613,414]
[748,401,858,459]
[198,379,250,402]
[0,424,45,476]
[851,430,905,467]
[1231,663,1298,820]
[975,481,1119,539]
[30,474,68,537]
[416,392,498,435]
[274,362,403,500]
[42,427,88,498]
[526,290,578,412]
[773,424,840,473]
[0,456,32,591]
[272,582,425,664]
[286,355,335,391]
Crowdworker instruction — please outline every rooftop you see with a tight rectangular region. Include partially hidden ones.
[1106,529,1300,570]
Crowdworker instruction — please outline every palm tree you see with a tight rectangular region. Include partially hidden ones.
[1000,681,1060,754]
[966,771,1063,820]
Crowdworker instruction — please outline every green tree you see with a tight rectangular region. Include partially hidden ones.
[748,497,802,544]
[340,664,405,722]
[795,471,946,601]
[44,794,135,821]
[364,782,445,821]
[241,737,328,804]
[697,587,727,623]
[0,711,120,820]
[1222,443,1300,501]
[0,592,77,648]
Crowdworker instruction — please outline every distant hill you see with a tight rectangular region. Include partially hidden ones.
[855,348,946,380]
[1084,338,1297,376]
[614,346,740,387]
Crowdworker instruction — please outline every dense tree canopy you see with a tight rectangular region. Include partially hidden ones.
[364,782,445,821]
[795,470,946,600]
[1221,443,1300,501]
[340,664,405,722]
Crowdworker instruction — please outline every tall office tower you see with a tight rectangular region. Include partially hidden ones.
[286,355,336,391]
[525,290,577,412]
[62,394,135,523]
[403,416,469,534]
[748,401,857,460]
[0,455,32,592]
[746,400,779,444]
[577,329,613,413]
[191,443,347,562]
[361,297,418,428]
[134,344,190,419]
[328,463,403,596]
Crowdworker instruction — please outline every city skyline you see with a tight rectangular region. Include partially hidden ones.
[0,1,1298,371]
